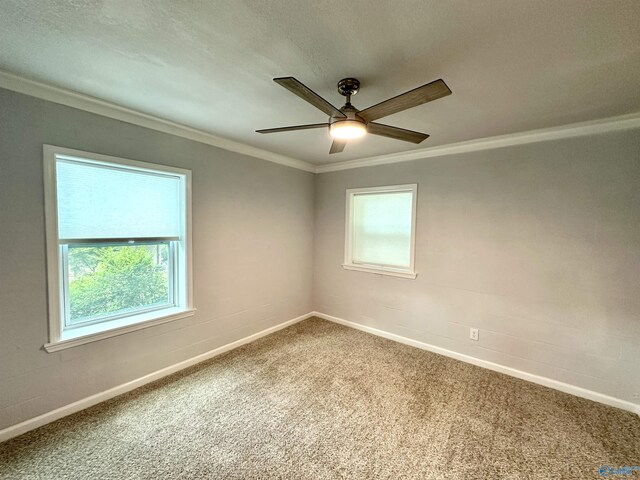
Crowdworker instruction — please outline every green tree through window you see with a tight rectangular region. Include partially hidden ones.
[68,244,170,324]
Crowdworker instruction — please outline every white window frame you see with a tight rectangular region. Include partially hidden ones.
[343,184,418,279]
[43,145,195,352]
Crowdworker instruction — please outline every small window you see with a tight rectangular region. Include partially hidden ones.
[44,146,193,351]
[343,184,417,279]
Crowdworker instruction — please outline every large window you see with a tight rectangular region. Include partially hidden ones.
[343,184,417,279]
[44,145,193,351]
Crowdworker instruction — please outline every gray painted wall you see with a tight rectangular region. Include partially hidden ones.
[314,129,640,404]
[0,88,315,429]
[1,85,638,432]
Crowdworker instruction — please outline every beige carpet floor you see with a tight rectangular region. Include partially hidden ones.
[1,317,638,479]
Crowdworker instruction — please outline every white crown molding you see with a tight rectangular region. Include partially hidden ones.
[2,69,639,175]
[315,112,640,173]
[0,70,316,173]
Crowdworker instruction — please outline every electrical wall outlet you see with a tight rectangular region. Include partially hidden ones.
[633,392,640,400]
[469,327,479,341]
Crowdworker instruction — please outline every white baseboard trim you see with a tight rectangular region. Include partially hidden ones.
[0,312,314,443]
[312,311,640,416]
[3,309,637,443]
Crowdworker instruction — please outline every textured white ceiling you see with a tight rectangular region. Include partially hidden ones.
[1,0,639,165]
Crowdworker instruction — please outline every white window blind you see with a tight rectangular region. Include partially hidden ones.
[56,159,182,241]
[352,190,413,268]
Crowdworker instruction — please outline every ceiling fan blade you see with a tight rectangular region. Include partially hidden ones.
[367,122,429,144]
[274,77,346,118]
[256,123,328,134]
[329,139,347,154]
[358,79,451,122]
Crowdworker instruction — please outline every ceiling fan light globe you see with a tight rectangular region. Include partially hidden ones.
[330,121,366,140]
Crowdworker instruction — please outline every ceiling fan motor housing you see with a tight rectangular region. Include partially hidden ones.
[331,104,363,123]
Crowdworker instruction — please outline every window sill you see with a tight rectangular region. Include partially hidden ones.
[342,264,417,279]
[44,307,196,353]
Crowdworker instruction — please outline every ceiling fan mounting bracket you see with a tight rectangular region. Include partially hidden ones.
[337,78,360,97]
[331,107,363,125]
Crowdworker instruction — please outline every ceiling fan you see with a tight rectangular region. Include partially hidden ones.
[256,77,452,154]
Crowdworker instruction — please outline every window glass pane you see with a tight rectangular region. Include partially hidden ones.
[57,159,182,241]
[67,243,172,326]
[352,191,413,268]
